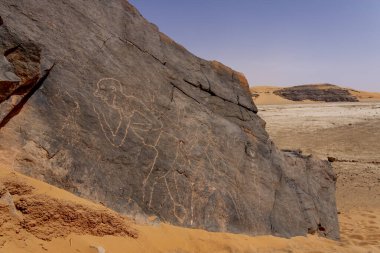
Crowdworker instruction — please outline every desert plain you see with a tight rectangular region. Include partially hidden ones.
[258,100,380,252]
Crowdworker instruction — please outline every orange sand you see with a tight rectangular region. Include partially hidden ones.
[349,89,380,101]
[1,165,379,253]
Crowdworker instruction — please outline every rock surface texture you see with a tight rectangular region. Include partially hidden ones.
[274,84,359,102]
[0,1,339,239]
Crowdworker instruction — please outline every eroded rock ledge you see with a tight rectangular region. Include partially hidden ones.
[0,0,339,239]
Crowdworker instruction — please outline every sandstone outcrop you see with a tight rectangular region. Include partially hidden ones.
[0,0,339,239]
[274,84,359,102]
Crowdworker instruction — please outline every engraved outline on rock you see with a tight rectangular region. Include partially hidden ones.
[93,77,163,148]
[91,80,250,225]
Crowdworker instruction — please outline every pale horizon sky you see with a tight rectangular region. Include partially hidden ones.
[129,0,380,92]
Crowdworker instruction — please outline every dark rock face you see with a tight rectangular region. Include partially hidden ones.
[274,84,359,102]
[0,0,339,239]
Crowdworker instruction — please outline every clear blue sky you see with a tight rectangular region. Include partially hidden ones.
[129,0,380,92]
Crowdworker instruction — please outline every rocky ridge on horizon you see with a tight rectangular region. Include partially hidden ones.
[251,84,366,104]
[0,0,339,239]
[274,84,358,102]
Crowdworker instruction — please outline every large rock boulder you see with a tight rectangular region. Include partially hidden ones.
[0,0,339,239]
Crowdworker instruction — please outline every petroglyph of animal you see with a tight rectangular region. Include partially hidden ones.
[93,78,163,147]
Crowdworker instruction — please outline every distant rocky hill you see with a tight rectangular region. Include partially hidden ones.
[251,84,380,105]
[274,84,358,102]
[0,0,338,239]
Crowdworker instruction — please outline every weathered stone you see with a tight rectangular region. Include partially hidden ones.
[0,0,339,239]
[0,185,22,221]
[274,84,359,102]
[0,55,20,102]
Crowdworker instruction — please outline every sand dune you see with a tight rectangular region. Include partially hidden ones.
[251,86,299,105]
[349,89,380,101]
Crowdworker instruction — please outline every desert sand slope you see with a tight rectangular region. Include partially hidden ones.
[0,165,379,253]
[250,86,298,105]
[251,84,380,105]
[350,89,380,101]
